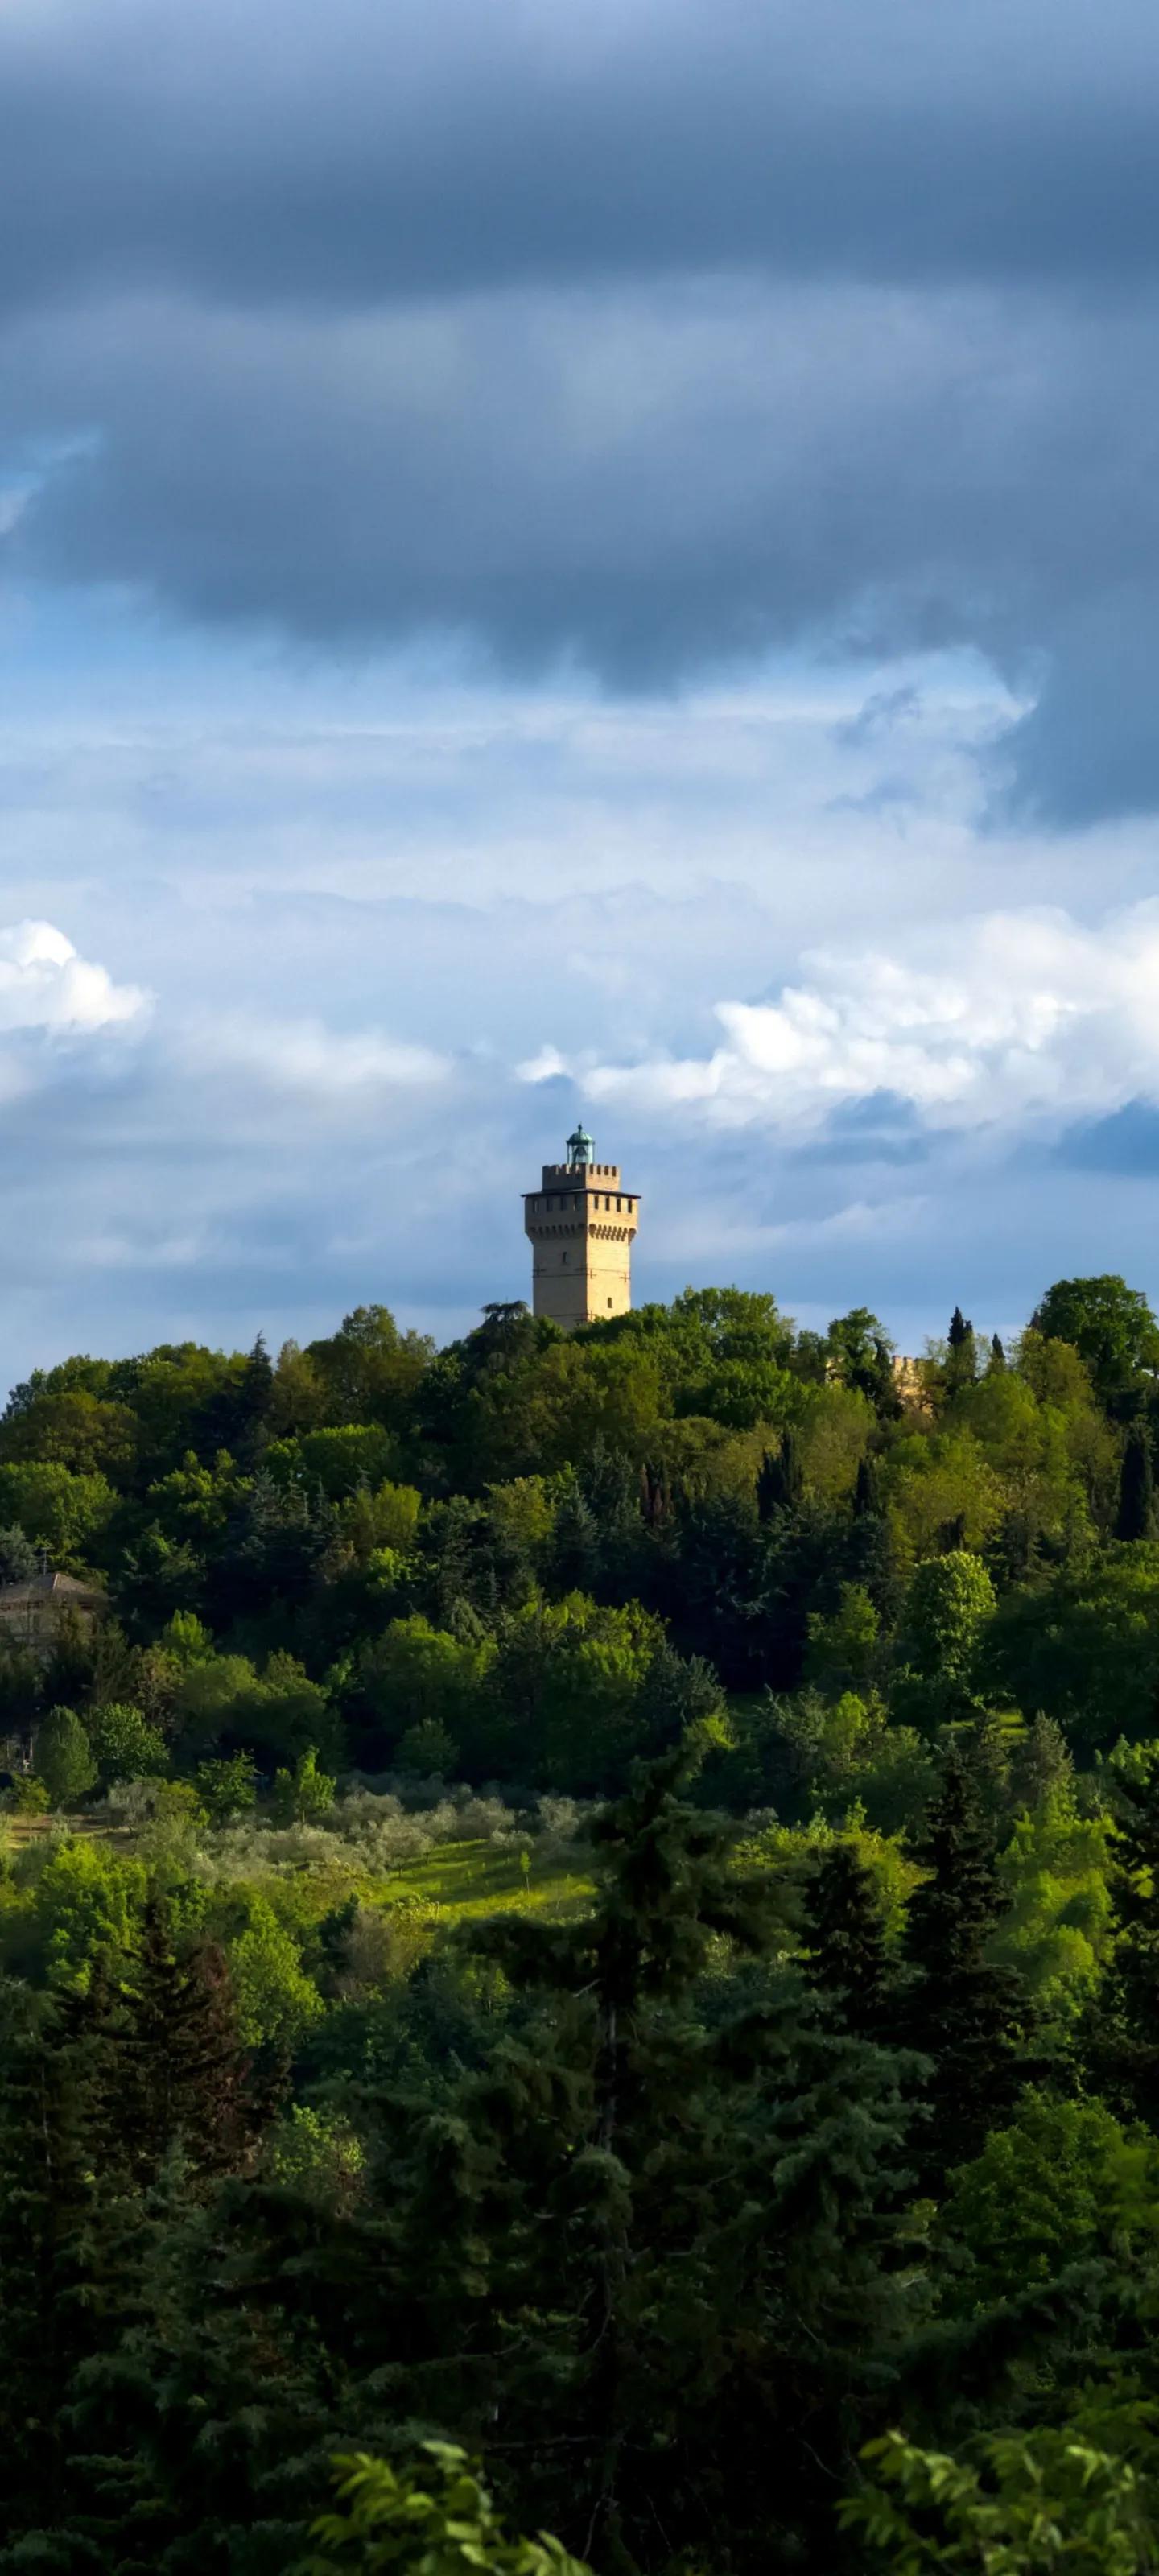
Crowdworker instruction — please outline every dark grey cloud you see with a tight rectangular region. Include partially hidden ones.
[5,281,1158,728]
[1052,1101,1159,1174]
[6,0,1159,819]
[3,0,1159,313]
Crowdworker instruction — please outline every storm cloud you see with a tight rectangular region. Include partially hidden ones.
[3,0,1159,815]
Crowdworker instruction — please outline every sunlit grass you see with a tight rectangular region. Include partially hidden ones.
[380,1835,592,1919]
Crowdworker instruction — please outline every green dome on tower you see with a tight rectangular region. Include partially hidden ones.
[566,1125,595,1167]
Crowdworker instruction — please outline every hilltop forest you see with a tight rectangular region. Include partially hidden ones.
[6,1278,1159,2569]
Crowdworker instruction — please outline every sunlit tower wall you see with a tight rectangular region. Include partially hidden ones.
[523,1127,640,1330]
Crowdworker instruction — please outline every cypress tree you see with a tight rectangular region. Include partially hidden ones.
[945,1307,978,1397]
[1116,1423,1155,1542]
[852,1453,879,1519]
[756,1427,804,1520]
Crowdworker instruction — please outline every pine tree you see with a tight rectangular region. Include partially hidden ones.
[801,1839,897,2038]
[549,1478,602,1594]
[1009,1712,1072,1813]
[988,1332,1007,1371]
[108,1893,261,2190]
[1116,1423,1155,1542]
[901,1744,1032,2187]
[0,1979,120,2545]
[1083,1752,1159,2127]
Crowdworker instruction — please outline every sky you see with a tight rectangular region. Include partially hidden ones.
[5,0,1159,1377]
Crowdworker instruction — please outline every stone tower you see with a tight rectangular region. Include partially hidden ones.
[523,1127,640,1329]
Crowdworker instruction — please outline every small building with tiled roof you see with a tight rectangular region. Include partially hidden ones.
[0,1570,105,1653]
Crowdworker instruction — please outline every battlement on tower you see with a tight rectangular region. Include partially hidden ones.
[534,1161,623,1191]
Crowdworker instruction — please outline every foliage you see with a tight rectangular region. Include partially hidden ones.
[35,1703,97,1806]
[271,1744,337,1825]
[1032,1274,1159,1408]
[2,1280,1159,2570]
[309,2444,590,2576]
[85,1698,168,1782]
[227,1891,324,2048]
[843,2425,1158,2574]
[939,2088,1157,2302]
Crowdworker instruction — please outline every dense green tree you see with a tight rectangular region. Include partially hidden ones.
[270,1744,336,1826]
[0,1458,116,1565]
[87,1698,168,1782]
[893,1550,996,1729]
[1032,1274,1159,1410]
[0,1520,41,1581]
[306,1304,436,1430]
[938,2088,1154,2305]
[35,1702,97,1807]
[981,1546,1159,1755]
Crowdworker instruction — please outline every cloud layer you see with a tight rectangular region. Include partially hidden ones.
[580,906,1159,1135]
[3,0,1159,815]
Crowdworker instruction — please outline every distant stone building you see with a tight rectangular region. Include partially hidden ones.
[892,1354,933,1414]
[0,1570,105,1657]
[524,1127,640,1330]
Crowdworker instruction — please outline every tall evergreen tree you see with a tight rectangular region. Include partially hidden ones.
[901,1745,1032,2186]
[1083,1751,1159,2128]
[756,1427,805,1520]
[1116,1423,1155,1542]
[945,1307,979,1397]
[801,1839,898,2039]
[852,1452,879,1519]
[109,1893,262,2190]
[0,1979,119,2545]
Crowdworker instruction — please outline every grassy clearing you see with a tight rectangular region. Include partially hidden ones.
[380,1835,592,1920]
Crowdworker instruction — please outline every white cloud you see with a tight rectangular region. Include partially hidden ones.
[187,1014,450,1096]
[0,919,147,1033]
[579,902,1159,1137]
[517,1043,568,1083]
